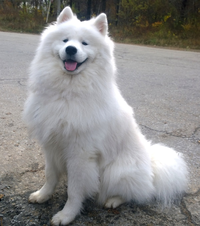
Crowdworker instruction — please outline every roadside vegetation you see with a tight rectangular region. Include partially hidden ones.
[0,0,200,49]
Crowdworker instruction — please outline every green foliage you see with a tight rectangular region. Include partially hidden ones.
[109,0,200,48]
[0,0,45,33]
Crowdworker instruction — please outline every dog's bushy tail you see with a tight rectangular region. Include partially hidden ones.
[150,144,188,206]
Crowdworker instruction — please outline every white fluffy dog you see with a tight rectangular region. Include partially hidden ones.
[24,6,188,225]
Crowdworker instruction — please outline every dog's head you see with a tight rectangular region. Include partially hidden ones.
[40,6,113,75]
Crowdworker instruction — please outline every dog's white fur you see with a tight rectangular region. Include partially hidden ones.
[24,7,188,225]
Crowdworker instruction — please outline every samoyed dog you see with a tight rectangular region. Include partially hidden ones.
[24,6,188,225]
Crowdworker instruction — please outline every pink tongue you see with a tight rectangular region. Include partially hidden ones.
[65,61,77,71]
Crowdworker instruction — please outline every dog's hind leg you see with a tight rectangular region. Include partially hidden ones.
[104,196,125,208]
[98,153,154,208]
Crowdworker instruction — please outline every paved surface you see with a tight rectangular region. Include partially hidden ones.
[0,31,200,225]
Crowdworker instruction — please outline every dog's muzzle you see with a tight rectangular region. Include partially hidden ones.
[63,46,88,72]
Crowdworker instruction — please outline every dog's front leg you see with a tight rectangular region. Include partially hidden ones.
[51,153,99,225]
[51,194,82,226]
[29,148,60,203]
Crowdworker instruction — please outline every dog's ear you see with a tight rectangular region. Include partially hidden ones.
[94,13,108,36]
[57,6,73,24]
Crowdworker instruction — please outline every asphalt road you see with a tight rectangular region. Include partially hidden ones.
[0,31,200,225]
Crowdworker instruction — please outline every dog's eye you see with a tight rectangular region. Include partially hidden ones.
[63,39,68,43]
[82,41,88,46]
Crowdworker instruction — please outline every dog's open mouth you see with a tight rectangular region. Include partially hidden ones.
[63,59,88,72]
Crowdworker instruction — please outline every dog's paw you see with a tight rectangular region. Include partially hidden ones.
[104,196,124,209]
[29,190,51,203]
[51,211,75,226]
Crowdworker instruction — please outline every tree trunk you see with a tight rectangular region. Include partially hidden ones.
[69,0,73,8]
[86,0,91,20]
[115,0,120,26]
[180,0,188,22]
[101,0,106,12]
[57,0,60,16]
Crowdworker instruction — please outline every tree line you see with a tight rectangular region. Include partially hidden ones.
[0,0,200,47]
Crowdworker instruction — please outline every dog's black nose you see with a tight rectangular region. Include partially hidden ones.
[65,46,77,56]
